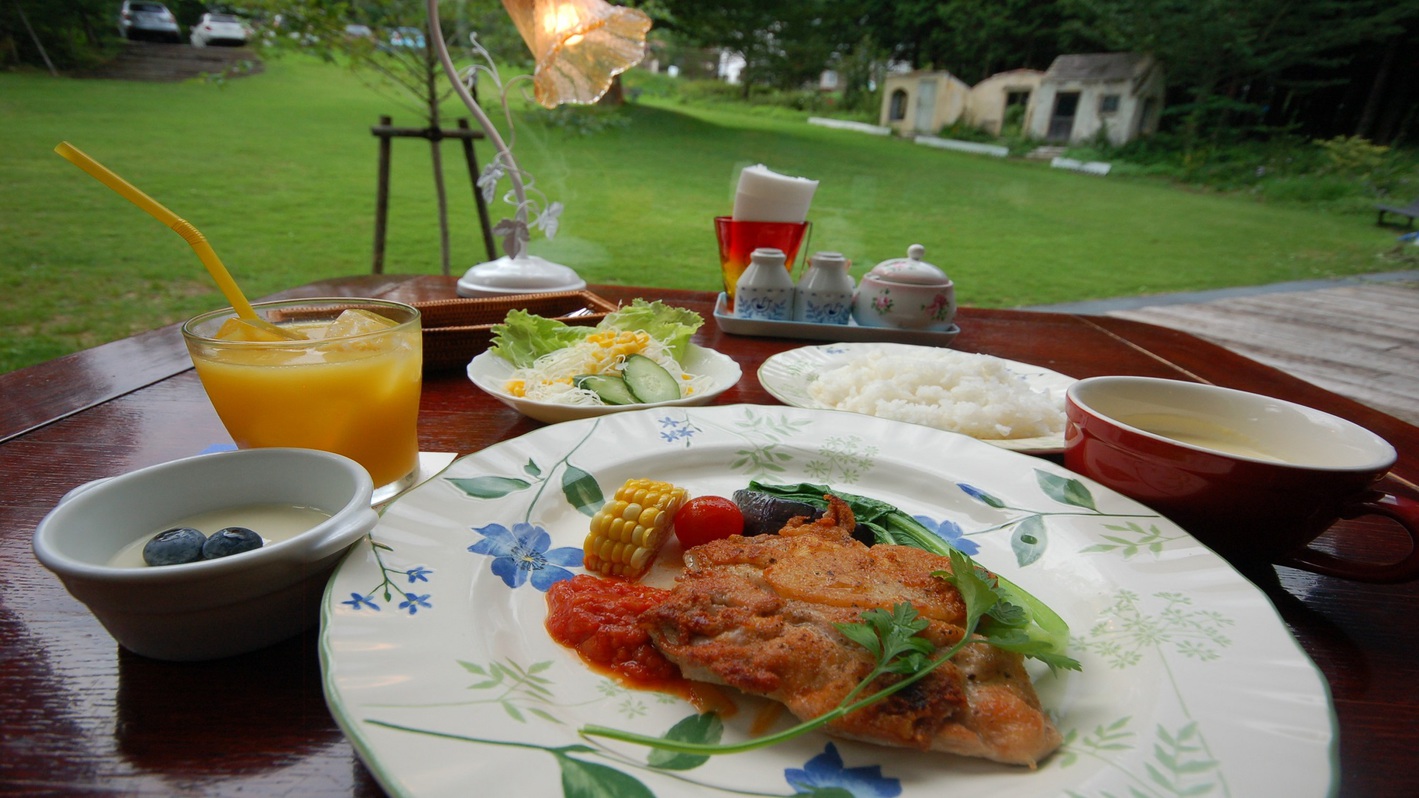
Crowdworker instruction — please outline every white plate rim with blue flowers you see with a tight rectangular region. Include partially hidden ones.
[320,404,1336,798]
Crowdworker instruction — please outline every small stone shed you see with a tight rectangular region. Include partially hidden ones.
[1025,53,1165,146]
[879,71,971,136]
[876,53,1164,146]
[966,68,1044,136]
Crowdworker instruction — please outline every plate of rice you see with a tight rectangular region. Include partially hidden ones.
[759,342,1075,453]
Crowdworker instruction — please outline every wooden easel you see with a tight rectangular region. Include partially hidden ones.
[370,116,498,274]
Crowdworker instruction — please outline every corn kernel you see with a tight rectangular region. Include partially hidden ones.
[582,477,688,580]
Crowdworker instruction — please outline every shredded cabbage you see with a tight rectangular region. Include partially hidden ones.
[506,331,715,405]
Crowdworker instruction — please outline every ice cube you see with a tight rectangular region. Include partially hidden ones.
[324,309,398,340]
[213,317,304,342]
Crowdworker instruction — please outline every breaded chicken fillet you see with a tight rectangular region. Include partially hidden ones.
[640,496,1062,767]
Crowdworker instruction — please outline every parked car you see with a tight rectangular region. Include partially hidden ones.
[118,0,181,43]
[189,13,250,47]
[387,26,426,49]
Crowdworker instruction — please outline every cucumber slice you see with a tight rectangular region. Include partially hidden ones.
[622,354,681,403]
[574,374,638,405]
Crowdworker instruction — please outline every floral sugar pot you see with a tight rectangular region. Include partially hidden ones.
[851,244,956,330]
[794,251,855,324]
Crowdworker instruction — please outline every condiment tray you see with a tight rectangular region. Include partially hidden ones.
[713,293,960,345]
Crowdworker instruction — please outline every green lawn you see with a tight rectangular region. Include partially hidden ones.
[0,56,1405,374]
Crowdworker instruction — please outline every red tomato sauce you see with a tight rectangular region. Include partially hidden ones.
[545,574,683,688]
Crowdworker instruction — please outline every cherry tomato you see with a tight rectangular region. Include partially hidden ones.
[673,496,744,548]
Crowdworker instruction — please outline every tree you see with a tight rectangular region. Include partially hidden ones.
[246,0,527,273]
[656,0,856,96]
[855,0,1074,84]
[0,0,124,70]
[1063,0,1419,149]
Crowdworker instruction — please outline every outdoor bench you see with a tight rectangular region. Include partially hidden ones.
[1376,197,1419,227]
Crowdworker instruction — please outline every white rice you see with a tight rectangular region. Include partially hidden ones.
[806,350,1065,439]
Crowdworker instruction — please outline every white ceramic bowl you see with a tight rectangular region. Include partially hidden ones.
[467,343,742,423]
[33,448,378,661]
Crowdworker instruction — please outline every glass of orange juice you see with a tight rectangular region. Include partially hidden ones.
[181,298,423,503]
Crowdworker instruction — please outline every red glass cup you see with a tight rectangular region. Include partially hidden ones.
[715,216,811,310]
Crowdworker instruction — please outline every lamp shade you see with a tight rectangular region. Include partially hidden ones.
[500,0,651,108]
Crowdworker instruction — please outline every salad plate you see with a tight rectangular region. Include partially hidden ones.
[468,344,742,424]
[321,404,1334,798]
[759,342,1076,454]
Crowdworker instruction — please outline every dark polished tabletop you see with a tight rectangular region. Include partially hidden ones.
[3,275,1416,797]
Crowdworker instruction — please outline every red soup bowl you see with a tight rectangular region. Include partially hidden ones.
[1063,376,1419,582]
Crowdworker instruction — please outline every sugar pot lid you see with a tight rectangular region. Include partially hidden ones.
[866,244,948,285]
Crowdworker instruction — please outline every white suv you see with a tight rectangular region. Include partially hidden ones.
[118,1,182,43]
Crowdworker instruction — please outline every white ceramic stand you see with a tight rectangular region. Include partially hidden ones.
[456,254,587,297]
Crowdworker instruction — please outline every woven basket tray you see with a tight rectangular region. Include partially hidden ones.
[415,291,620,372]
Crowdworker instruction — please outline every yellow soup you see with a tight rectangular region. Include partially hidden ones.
[190,318,422,488]
[1121,412,1285,463]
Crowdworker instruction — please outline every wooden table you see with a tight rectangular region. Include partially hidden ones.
[3,276,1416,797]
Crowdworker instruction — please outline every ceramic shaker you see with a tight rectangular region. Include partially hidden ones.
[734,247,795,321]
[794,251,855,324]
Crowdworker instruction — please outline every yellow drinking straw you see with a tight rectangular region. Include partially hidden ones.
[53,141,296,337]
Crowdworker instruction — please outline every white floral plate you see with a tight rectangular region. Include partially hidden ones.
[321,405,1335,798]
[759,342,1076,454]
[467,344,742,424]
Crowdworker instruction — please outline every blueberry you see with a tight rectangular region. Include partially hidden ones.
[143,527,207,566]
[201,527,263,560]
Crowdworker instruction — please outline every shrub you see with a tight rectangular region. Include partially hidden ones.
[933,121,997,143]
[623,71,680,101]
[676,78,743,103]
[1317,135,1390,179]
[529,104,631,136]
[1256,174,1365,204]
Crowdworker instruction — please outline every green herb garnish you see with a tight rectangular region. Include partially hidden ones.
[934,558,1081,674]
[749,481,1079,673]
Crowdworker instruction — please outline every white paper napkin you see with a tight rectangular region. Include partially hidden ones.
[732,164,818,223]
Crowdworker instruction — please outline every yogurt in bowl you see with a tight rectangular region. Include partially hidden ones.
[33,448,378,661]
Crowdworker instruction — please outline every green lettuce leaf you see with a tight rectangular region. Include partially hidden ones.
[488,300,705,367]
[598,299,704,362]
[487,310,594,367]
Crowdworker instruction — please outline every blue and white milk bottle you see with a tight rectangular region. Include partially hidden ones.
[734,247,795,321]
[794,251,854,324]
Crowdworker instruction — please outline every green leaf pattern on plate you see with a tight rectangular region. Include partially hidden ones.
[368,663,891,797]
[456,658,562,725]
[1058,590,1237,797]
[560,464,605,518]
[957,470,1165,567]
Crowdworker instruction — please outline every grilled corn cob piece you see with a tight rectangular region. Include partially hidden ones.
[584,478,689,579]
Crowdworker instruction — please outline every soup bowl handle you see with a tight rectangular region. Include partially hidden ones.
[1280,491,1419,583]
